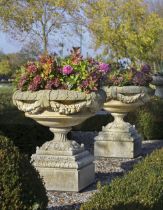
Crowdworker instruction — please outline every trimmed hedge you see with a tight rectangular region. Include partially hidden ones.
[0,117,53,155]
[0,86,14,112]
[81,148,163,210]
[73,112,113,131]
[136,97,163,140]
[0,135,48,210]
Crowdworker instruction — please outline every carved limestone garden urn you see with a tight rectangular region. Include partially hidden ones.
[152,73,163,98]
[13,89,105,191]
[12,48,110,191]
[94,86,152,158]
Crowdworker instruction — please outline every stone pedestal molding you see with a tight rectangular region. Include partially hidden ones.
[13,89,105,191]
[152,74,163,98]
[95,86,152,159]
[31,128,94,191]
[95,113,141,158]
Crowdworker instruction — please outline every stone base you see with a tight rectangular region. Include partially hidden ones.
[31,141,95,192]
[94,113,142,158]
[94,137,141,158]
[36,163,94,192]
[155,86,163,98]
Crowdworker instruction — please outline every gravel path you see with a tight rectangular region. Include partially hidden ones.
[47,132,163,210]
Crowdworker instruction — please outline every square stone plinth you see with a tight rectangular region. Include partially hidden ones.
[94,138,142,158]
[36,163,94,192]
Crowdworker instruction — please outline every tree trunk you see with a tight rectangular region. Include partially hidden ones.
[42,24,48,54]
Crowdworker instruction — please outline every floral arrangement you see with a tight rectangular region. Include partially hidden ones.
[106,58,152,86]
[16,48,110,93]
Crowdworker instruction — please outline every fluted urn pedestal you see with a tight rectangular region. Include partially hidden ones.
[13,89,105,191]
[95,86,152,158]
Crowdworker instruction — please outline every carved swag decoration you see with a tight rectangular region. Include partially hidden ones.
[13,89,105,115]
[103,86,152,104]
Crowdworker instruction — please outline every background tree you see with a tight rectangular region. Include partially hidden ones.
[19,40,43,60]
[84,0,163,62]
[0,59,11,76]
[0,0,83,54]
[0,41,42,78]
[146,0,163,71]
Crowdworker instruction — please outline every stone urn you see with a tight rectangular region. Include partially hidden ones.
[94,86,152,158]
[152,73,163,98]
[13,89,105,191]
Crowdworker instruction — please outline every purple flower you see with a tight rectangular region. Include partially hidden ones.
[45,78,60,89]
[133,72,145,86]
[99,63,110,73]
[62,65,73,75]
[141,64,151,74]
[82,80,89,87]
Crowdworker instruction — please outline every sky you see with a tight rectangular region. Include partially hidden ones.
[0,32,22,53]
[0,30,100,57]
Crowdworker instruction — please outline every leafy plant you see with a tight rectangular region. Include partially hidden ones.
[136,97,163,139]
[106,61,152,86]
[84,0,163,62]
[81,148,163,210]
[0,135,48,210]
[15,48,110,93]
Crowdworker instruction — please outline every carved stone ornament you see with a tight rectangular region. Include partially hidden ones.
[152,75,163,98]
[103,86,153,104]
[13,89,106,192]
[13,89,106,115]
[94,86,153,159]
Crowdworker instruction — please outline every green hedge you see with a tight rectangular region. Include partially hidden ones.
[136,97,163,140]
[0,135,48,210]
[0,110,52,156]
[0,121,53,155]
[73,112,113,131]
[0,86,14,112]
[81,148,163,210]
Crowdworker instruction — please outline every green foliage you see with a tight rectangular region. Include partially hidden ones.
[0,0,83,53]
[81,148,163,210]
[0,120,53,155]
[0,86,14,112]
[0,50,36,78]
[84,0,163,62]
[15,49,107,92]
[0,59,11,76]
[73,112,113,131]
[0,135,48,210]
[146,0,163,72]
[136,97,163,139]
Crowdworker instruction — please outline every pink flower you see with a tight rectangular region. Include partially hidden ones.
[33,75,42,84]
[27,62,38,74]
[99,63,110,73]
[62,65,73,75]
